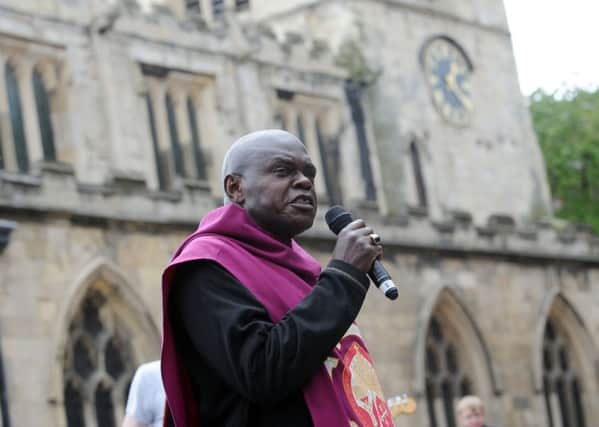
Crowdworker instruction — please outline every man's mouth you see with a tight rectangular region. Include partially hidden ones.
[290,195,315,207]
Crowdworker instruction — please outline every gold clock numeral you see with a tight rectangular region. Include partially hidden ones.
[442,103,453,119]
[462,96,473,111]
[433,89,445,104]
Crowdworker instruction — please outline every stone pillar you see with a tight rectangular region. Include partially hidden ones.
[167,0,185,18]
[201,0,214,23]
[224,0,236,12]
[434,398,448,427]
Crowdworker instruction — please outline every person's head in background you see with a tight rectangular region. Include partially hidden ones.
[456,395,486,427]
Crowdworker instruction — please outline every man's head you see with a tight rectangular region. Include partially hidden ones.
[456,395,486,427]
[222,130,317,241]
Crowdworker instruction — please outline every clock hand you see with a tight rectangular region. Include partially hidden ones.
[444,64,472,110]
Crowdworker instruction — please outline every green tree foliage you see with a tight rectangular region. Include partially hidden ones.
[529,88,599,232]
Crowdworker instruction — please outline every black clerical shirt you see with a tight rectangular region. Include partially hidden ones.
[169,259,370,427]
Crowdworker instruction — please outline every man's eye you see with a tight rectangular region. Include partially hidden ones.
[273,167,292,175]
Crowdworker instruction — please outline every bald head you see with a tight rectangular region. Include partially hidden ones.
[221,129,305,203]
[220,129,317,240]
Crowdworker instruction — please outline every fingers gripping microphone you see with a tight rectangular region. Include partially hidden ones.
[325,206,399,300]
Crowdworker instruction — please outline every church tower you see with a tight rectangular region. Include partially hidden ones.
[251,0,552,225]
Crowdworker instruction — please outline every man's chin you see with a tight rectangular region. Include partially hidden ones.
[287,217,315,237]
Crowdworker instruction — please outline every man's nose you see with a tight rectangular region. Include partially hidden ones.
[293,172,313,188]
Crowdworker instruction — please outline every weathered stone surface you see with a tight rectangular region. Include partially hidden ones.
[0,1,597,427]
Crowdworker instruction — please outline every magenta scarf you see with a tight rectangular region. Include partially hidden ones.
[161,204,394,427]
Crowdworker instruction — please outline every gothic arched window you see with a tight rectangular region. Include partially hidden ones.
[425,316,473,427]
[63,289,135,427]
[5,62,28,173]
[32,68,56,161]
[543,319,587,427]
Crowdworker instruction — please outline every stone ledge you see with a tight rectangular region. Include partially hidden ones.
[303,207,599,264]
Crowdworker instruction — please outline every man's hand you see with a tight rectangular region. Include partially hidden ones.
[332,219,382,272]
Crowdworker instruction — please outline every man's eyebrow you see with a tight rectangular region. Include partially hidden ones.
[268,155,295,163]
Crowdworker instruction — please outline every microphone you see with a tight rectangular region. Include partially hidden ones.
[325,206,399,300]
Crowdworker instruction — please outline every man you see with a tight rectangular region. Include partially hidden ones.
[161,130,394,426]
[122,360,165,427]
[456,395,491,427]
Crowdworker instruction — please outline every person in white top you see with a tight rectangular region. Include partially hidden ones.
[122,360,165,427]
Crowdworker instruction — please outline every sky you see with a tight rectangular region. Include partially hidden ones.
[503,0,599,96]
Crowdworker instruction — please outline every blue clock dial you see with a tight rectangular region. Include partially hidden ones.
[423,38,473,126]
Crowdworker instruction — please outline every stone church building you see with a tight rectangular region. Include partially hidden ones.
[0,0,597,426]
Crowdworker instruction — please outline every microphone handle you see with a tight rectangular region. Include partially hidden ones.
[368,261,399,300]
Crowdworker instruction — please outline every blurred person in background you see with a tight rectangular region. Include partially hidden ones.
[122,360,166,427]
[457,395,493,427]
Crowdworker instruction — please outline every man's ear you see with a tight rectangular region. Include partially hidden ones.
[224,174,244,204]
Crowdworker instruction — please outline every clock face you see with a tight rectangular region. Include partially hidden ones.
[422,38,473,126]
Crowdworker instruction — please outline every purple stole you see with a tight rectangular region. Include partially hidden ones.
[161,204,394,427]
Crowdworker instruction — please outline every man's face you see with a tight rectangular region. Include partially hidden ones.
[238,136,317,240]
[458,407,485,427]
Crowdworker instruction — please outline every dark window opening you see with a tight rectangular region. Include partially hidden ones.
[296,114,305,144]
[95,383,116,427]
[315,118,342,204]
[166,94,186,178]
[185,0,201,12]
[0,130,4,170]
[441,380,456,427]
[235,0,249,11]
[32,69,56,161]
[212,0,225,16]
[542,319,586,427]
[64,381,85,427]
[187,97,207,180]
[5,63,28,173]
[345,81,376,201]
[145,94,169,190]
[63,289,134,427]
[274,112,286,131]
[425,315,473,427]
[410,141,428,208]
[276,89,295,101]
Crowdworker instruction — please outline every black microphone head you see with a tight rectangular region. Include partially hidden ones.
[385,288,399,300]
[325,206,354,235]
